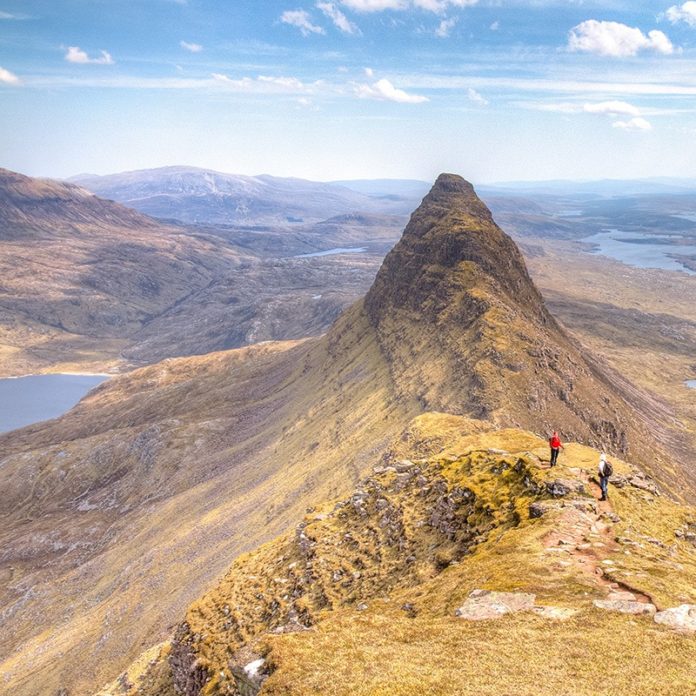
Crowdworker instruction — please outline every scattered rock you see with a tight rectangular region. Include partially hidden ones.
[401,602,418,618]
[356,603,369,612]
[455,589,536,620]
[395,460,416,472]
[654,605,696,632]
[529,501,558,518]
[593,599,656,615]
[546,479,585,498]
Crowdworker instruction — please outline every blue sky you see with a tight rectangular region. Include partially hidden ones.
[2,0,696,182]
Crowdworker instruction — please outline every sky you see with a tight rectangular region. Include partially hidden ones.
[2,0,696,183]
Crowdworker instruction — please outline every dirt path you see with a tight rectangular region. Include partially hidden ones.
[540,470,654,606]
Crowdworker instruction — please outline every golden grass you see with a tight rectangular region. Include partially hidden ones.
[113,418,696,696]
[262,608,696,696]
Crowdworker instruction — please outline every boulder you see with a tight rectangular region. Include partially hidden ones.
[654,604,696,632]
[455,589,536,620]
[593,599,656,615]
[546,479,585,497]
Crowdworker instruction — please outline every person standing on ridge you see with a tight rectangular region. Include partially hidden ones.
[598,452,613,501]
[549,431,564,467]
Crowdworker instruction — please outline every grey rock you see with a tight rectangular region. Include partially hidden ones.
[455,589,536,620]
[593,599,656,615]
[654,604,696,632]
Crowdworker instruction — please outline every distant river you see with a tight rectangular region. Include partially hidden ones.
[294,247,367,258]
[0,374,108,435]
[582,229,696,275]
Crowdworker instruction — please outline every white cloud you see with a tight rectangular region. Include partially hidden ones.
[523,99,642,117]
[0,66,20,84]
[467,87,488,105]
[568,20,674,57]
[316,2,360,33]
[180,40,203,52]
[280,10,325,36]
[435,17,457,37]
[354,77,428,103]
[340,0,477,13]
[490,20,500,31]
[583,100,641,116]
[666,2,696,26]
[257,75,306,89]
[211,73,322,95]
[364,66,374,76]
[65,46,115,65]
[612,116,652,131]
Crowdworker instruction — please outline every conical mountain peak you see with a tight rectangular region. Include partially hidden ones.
[365,172,548,325]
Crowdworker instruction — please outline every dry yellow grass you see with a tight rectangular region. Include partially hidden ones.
[262,609,696,696]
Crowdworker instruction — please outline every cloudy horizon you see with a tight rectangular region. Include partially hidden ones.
[2,0,696,183]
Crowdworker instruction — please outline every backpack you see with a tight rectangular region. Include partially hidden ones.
[604,461,613,477]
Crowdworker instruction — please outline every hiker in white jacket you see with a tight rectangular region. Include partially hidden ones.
[598,453,612,501]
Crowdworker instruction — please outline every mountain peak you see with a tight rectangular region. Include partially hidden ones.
[365,172,548,325]
[360,173,680,470]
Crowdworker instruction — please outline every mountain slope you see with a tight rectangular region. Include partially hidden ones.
[2,173,692,696]
[99,414,696,696]
[70,167,421,225]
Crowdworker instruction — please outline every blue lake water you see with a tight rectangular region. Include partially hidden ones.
[686,380,696,390]
[294,247,367,258]
[582,229,696,275]
[0,374,108,434]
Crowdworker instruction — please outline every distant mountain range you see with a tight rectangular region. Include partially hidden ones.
[69,167,425,226]
[0,168,395,375]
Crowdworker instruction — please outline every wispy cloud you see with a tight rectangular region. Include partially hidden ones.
[354,77,428,103]
[317,2,360,33]
[0,66,20,85]
[340,0,477,14]
[568,20,674,57]
[281,9,325,36]
[0,10,30,20]
[521,98,652,130]
[584,100,640,116]
[467,87,488,105]
[211,72,323,94]
[180,40,203,53]
[435,17,457,37]
[665,2,696,26]
[65,46,115,65]
[612,116,652,131]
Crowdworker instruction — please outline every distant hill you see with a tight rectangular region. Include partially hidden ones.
[70,167,423,225]
[0,168,393,375]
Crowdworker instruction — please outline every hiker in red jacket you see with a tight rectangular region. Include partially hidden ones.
[549,431,564,467]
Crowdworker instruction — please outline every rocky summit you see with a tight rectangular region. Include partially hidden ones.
[2,175,696,696]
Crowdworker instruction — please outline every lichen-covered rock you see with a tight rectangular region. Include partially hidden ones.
[654,604,696,632]
[593,599,656,615]
[546,479,585,497]
[455,589,536,620]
